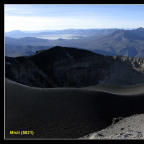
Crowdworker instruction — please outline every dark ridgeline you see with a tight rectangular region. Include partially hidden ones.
[5,46,144,88]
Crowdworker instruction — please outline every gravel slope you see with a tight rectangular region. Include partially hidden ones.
[80,114,144,139]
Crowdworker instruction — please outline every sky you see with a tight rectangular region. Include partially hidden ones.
[4,4,144,32]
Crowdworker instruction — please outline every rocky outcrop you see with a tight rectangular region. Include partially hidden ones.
[80,114,144,139]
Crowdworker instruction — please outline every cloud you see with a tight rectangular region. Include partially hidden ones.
[5,14,144,32]
[4,4,144,31]
[5,16,60,31]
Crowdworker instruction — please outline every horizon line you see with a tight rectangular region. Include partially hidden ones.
[5,27,144,32]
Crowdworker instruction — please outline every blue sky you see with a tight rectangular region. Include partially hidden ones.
[4,4,144,32]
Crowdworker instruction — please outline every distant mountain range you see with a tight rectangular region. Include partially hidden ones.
[5,46,144,88]
[86,27,144,57]
[5,28,144,58]
[5,28,117,38]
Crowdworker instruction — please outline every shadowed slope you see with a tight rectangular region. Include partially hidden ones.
[5,46,144,88]
[5,78,144,139]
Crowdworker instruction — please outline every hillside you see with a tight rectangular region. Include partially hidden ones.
[88,27,144,57]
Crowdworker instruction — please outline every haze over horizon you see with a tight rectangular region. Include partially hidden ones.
[5,27,143,33]
[5,4,144,32]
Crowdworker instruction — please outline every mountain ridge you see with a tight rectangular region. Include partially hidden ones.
[5,46,144,88]
[5,28,144,58]
[5,28,117,38]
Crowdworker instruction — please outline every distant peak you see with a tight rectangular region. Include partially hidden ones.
[10,30,24,32]
[136,27,144,31]
[137,27,143,29]
[110,29,125,37]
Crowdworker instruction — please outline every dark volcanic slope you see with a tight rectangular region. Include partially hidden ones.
[5,78,144,139]
[5,46,144,87]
